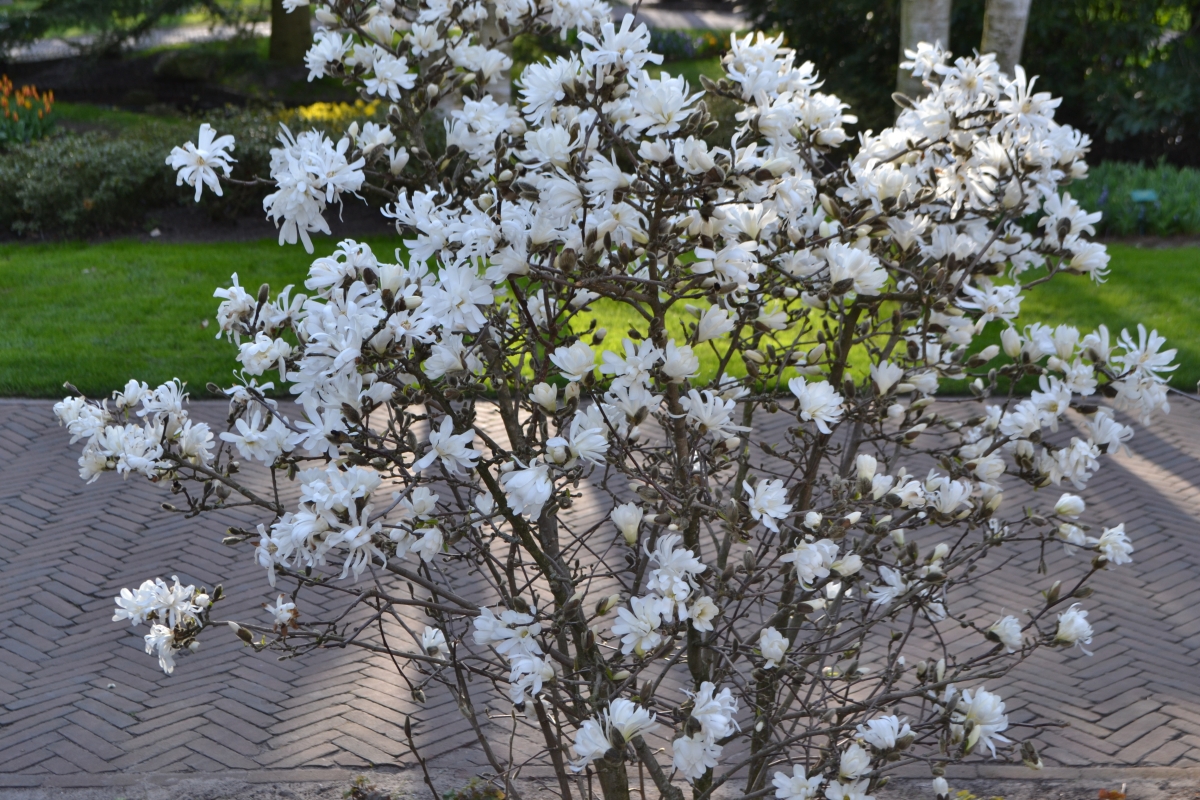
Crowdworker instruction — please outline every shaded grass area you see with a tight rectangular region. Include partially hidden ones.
[0,240,1195,398]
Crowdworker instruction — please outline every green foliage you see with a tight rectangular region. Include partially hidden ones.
[744,0,1200,165]
[1021,1,1199,164]
[0,0,263,56]
[1069,160,1200,235]
[0,130,178,236]
[648,28,732,61]
[0,107,283,236]
[441,777,504,800]
[343,776,399,800]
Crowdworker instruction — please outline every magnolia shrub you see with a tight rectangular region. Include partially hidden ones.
[56,3,1178,799]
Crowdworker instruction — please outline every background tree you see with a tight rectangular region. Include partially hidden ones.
[0,0,309,67]
[981,0,1033,75]
[268,0,309,65]
[745,0,1200,165]
[896,0,952,99]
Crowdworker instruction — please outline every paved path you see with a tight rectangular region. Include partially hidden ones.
[2,398,1200,790]
[4,4,743,65]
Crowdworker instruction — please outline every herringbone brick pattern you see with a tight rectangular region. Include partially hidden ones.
[1,398,1199,783]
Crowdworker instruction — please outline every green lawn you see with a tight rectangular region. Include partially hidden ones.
[0,240,1196,397]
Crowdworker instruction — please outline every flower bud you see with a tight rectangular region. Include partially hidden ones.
[597,594,621,615]
[611,502,643,545]
[1001,327,1022,359]
[1055,493,1085,518]
[530,382,558,412]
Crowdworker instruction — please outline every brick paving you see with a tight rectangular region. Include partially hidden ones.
[1,398,1200,786]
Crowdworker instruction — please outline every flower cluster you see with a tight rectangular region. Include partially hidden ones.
[58,9,1183,800]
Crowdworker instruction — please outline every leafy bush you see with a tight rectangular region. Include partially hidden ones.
[0,130,178,237]
[1069,160,1200,237]
[648,28,731,61]
[0,75,55,145]
[745,0,1200,166]
[0,101,387,237]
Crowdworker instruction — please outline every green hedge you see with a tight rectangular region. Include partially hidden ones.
[1070,160,1200,238]
[0,108,293,238]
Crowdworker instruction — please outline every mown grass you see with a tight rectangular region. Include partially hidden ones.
[0,239,1195,397]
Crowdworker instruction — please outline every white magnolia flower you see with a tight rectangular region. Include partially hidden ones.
[696,305,735,342]
[569,719,610,771]
[672,733,721,781]
[680,389,751,438]
[662,340,700,382]
[759,626,788,668]
[167,124,236,202]
[946,685,1010,757]
[780,539,838,587]
[744,479,792,532]
[1055,604,1094,655]
[688,681,739,740]
[530,382,558,412]
[773,765,823,800]
[689,596,719,632]
[788,378,844,434]
[500,462,554,518]
[839,743,871,781]
[421,626,447,656]
[413,416,479,474]
[606,698,659,745]
[144,624,178,674]
[988,615,1023,653]
[1054,493,1085,518]
[266,594,297,627]
[612,596,663,655]
[856,714,912,751]
[1095,523,1133,565]
[823,780,873,800]
[827,242,887,296]
[549,340,596,381]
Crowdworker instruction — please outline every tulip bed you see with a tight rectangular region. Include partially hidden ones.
[0,238,1196,397]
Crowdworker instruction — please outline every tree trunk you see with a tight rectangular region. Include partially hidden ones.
[595,759,631,800]
[981,0,1033,77]
[895,0,951,101]
[269,0,311,66]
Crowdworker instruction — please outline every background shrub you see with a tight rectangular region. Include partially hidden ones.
[0,101,385,238]
[648,29,730,61]
[0,130,179,236]
[744,0,1200,167]
[1070,160,1200,237]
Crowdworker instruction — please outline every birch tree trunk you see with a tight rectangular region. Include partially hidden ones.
[981,0,1033,76]
[895,0,951,101]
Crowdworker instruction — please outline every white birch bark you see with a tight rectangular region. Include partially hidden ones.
[896,0,952,100]
[981,0,1033,77]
